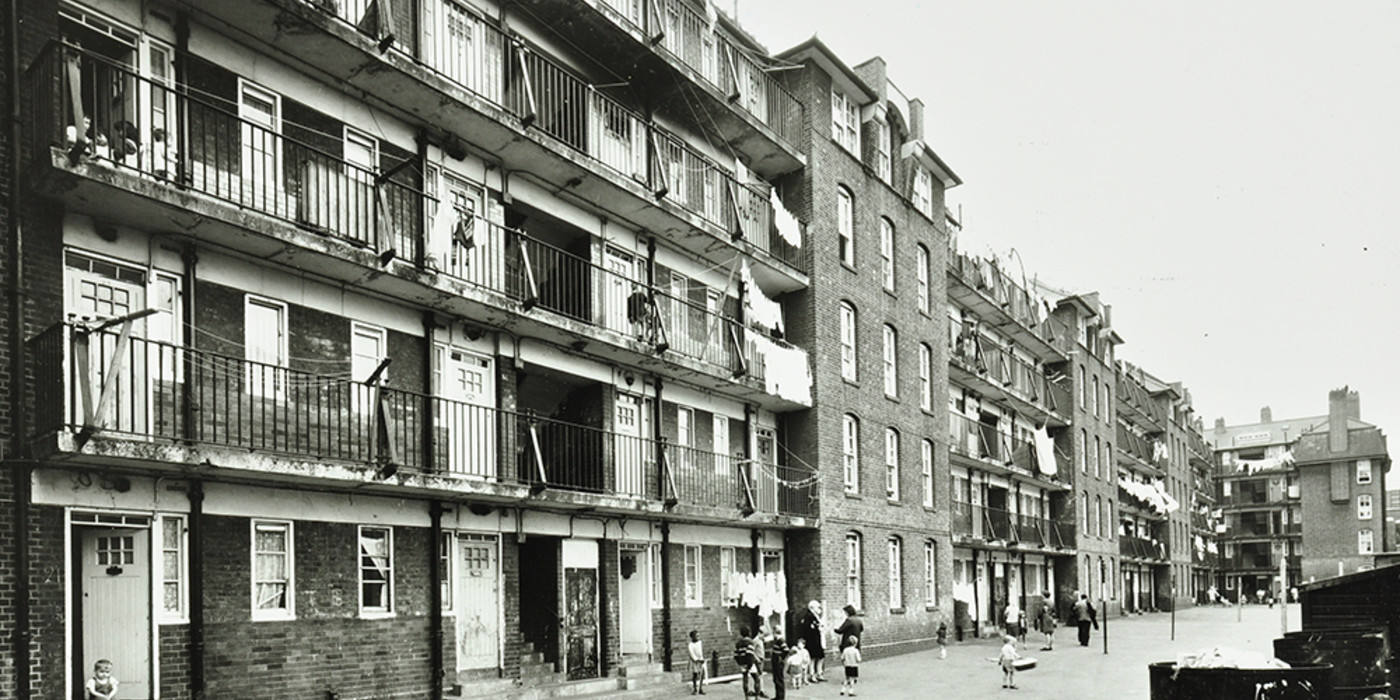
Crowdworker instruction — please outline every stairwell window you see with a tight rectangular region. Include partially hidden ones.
[916,244,930,313]
[885,427,900,501]
[840,302,858,381]
[924,540,937,608]
[843,413,860,493]
[684,544,702,607]
[845,532,863,609]
[919,343,932,411]
[913,167,933,218]
[888,536,903,610]
[883,324,898,397]
[1359,528,1375,554]
[832,89,860,154]
[921,439,934,508]
[837,186,855,266]
[1358,494,1373,520]
[1358,459,1373,484]
[359,526,394,615]
[880,218,896,291]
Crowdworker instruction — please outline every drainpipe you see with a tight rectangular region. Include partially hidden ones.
[181,245,197,440]
[188,480,206,700]
[174,13,189,192]
[659,521,673,672]
[429,500,444,700]
[652,376,663,500]
[9,0,31,693]
[422,312,436,473]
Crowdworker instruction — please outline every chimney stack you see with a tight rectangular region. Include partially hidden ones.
[1215,417,1226,431]
[1260,406,1272,423]
[908,98,925,142]
[1347,391,1361,420]
[1328,387,1354,453]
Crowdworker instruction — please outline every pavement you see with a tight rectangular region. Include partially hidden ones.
[629,604,1304,700]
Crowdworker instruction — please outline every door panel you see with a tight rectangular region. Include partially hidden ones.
[66,253,149,434]
[82,527,151,699]
[614,394,644,496]
[618,548,650,656]
[456,535,500,671]
[564,567,598,680]
[436,346,497,477]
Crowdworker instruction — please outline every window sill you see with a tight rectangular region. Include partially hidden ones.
[886,498,901,506]
[252,612,296,623]
[359,611,397,620]
[843,377,860,388]
[841,261,857,274]
[845,491,862,499]
[890,607,907,615]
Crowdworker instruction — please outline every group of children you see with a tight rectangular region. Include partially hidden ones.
[687,627,863,698]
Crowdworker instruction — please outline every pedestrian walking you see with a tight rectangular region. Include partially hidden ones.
[839,635,861,696]
[1073,593,1097,647]
[1005,599,1020,639]
[998,635,1021,690]
[835,604,864,652]
[763,625,785,700]
[1039,603,1057,651]
[936,621,949,659]
[799,600,827,684]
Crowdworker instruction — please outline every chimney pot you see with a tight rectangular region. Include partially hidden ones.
[1328,387,1352,453]
[1260,406,1272,423]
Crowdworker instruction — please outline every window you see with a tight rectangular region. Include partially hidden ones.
[360,526,393,614]
[1078,365,1087,407]
[880,218,895,291]
[1359,494,1373,520]
[837,187,855,266]
[916,244,930,313]
[161,516,186,619]
[919,343,932,411]
[883,325,898,397]
[845,533,863,609]
[885,428,900,501]
[843,414,860,493]
[1078,429,1087,474]
[253,521,293,620]
[840,302,858,381]
[888,537,903,610]
[1358,459,1373,484]
[720,547,736,606]
[1092,375,1100,417]
[351,322,387,413]
[1081,491,1089,532]
[875,119,891,182]
[1359,528,1375,555]
[1102,441,1111,479]
[439,532,454,611]
[1101,382,1109,423]
[923,540,937,607]
[684,544,702,606]
[245,296,288,398]
[650,544,662,609]
[921,439,934,508]
[831,90,859,154]
[1095,495,1104,537]
[1091,436,1100,478]
[912,167,932,217]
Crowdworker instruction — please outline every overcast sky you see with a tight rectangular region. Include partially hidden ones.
[736,0,1400,478]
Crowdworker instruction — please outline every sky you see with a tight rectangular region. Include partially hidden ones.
[734,0,1400,478]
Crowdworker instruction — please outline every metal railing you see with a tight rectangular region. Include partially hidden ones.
[949,335,1070,417]
[1119,535,1167,560]
[1116,422,1162,469]
[29,322,814,516]
[28,42,427,262]
[596,0,801,147]
[948,251,1074,355]
[947,413,1048,478]
[951,501,1071,548]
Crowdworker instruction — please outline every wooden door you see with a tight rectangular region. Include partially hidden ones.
[617,547,650,656]
[456,534,500,671]
[436,345,496,478]
[564,567,598,680]
[81,527,151,699]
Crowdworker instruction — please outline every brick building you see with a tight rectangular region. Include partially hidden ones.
[1293,387,1392,582]
[0,0,836,697]
[773,38,959,655]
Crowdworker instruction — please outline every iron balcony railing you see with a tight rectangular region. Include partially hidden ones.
[949,333,1071,417]
[950,501,1071,548]
[29,322,813,516]
[295,6,801,269]
[1116,368,1168,429]
[947,412,1059,484]
[1116,422,1163,470]
[426,213,764,379]
[594,0,802,147]
[1119,535,1167,560]
[28,42,427,263]
[948,251,1075,355]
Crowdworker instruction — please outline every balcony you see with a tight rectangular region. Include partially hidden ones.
[509,0,805,176]
[948,333,1071,428]
[947,413,1066,490]
[168,2,807,288]
[26,42,809,410]
[1116,422,1165,477]
[1116,369,1167,434]
[28,322,816,523]
[951,501,1072,549]
[947,251,1072,363]
[1119,535,1168,562]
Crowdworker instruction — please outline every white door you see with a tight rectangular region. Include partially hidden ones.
[239,81,281,215]
[66,252,149,434]
[82,527,151,699]
[755,428,778,513]
[602,247,638,336]
[430,0,503,103]
[712,414,731,481]
[456,534,501,671]
[614,394,644,496]
[436,345,496,477]
[343,129,378,245]
[351,323,386,414]
[618,546,650,656]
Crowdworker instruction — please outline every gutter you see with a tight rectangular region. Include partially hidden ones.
[9,0,32,694]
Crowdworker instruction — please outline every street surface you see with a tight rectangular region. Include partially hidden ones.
[634,604,1303,700]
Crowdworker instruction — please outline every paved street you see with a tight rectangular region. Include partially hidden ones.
[637,604,1303,700]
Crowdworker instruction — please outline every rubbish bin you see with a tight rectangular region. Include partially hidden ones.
[1275,629,1388,700]
[1148,661,1333,700]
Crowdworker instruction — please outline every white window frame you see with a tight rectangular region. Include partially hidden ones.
[359,525,395,617]
[1359,528,1375,554]
[1359,494,1373,520]
[440,531,455,612]
[159,514,187,623]
[1358,459,1373,484]
[919,343,932,411]
[720,546,737,606]
[251,520,294,621]
[913,167,932,217]
[837,186,855,266]
[831,89,860,154]
[684,544,702,607]
[875,119,891,183]
[885,427,900,502]
[351,322,388,414]
[923,540,936,608]
[843,414,860,493]
[650,544,663,609]
[882,324,898,397]
[245,295,288,399]
[879,218,895,291]
[840,302,858,381]
[888,537,903,610]
[845,532,862,610]
[916,244,930,313]
[921,439,934,508]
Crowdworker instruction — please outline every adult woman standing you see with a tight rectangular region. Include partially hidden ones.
[799,600,827,683]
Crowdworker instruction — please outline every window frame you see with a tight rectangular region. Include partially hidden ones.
[1358,459,1373,484]
[683,544,703,607]
[912,167,933,217]
[879,218,896,291]
[650,544,663,609]
[888,536,903,611]
[921,438,934,508]
[439,531,455,612]
[919,343,932,411]
[916,244,930,313]
[845,532,863,610]
[359,525,395,617]
[720,546,737,606]
[840,302,858,381]
[885,427,900,502]
[882,324,898,397]
[831,89,860,154]
[923,540,936,608]
[843,413,860,493]
[875,118,891,182]
[1359,528,1375,554]
[244,295,289,399]
[1358,494,1374,520]
[837,186,855,266]
[159,514,187,623]
[251,519,294,621]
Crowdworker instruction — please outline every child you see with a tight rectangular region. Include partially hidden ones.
[86,659,118,700]
[734,627,761,698]
[998,634,1020,690]
[839,635,860,697]
[1039,605,1057,651]
[936,622,948,659]
[786,638,810,689]
[688,630,706,695]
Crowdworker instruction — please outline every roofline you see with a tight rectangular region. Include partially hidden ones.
[776,36,878,102]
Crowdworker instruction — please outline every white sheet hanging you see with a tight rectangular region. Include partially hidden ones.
[771,189,803,248]
[754,333,812,404]
[1034,428,1058,476]
[742,260,785,336]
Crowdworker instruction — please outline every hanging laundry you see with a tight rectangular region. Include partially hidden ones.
[742,260,785,337]
[754,333,812,404]
[1033,428,1058,476]
[770,189,803,248]
[453,208,476,249]
[1152,440,1169,463]
[1236,450,1294,474]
